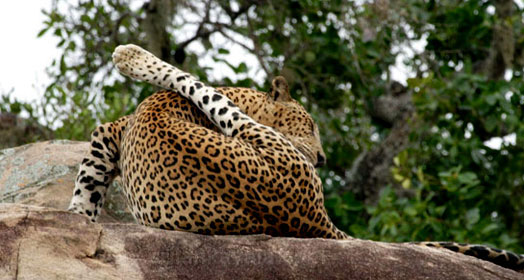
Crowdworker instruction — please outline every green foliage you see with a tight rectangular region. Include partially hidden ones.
[2,0,523,252]
[329,154,520,251]
[323,1,524,252]
[0,92,23,115]
[32,0,153,139]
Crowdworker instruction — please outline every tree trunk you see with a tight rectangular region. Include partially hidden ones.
[344,82,414,203]
[141,0,176,65]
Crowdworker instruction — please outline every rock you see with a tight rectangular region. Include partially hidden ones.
[0,203,522,280]
[0,141,522,279]
[0,140,134,223]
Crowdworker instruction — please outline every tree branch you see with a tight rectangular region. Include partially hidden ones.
[474,0,514,80]
[244,12,271,78]
[141,0,176,64]
[341,82,415,203]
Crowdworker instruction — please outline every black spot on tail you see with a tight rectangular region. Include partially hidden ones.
[218,107,228,115]
[441,243,459,252]
[212,94,222,101]
[506,252,519,265]
[232,112,240,121]
[463,249,475,256]
[90,192,102,204]
[470,246,490,258]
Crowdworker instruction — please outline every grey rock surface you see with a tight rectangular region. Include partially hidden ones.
[0,140,133,223]
[1,204,522,280]
[0,141,522,279]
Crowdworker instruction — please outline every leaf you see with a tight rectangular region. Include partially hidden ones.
[9,101,21,114]
[37,28,49,37]
[236,62,248,73]
[53,28,62,37]
[485,94,497,105]
[393,173,404,182]
[80,14,90,23]
[393,156,400,166]
[218,48,230,54]
[401,179,411,189]
[366,48,380,58]
[465,208,480,227]
[480,223,499,235]
[484,115,499,132]
[404,206,417,216]
[416,167,425,183]
[59,55,67,73]
[434,206,446,216]
[305,51,316,63]
[457,172,478,185]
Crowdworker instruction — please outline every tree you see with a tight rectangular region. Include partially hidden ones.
[2,0,523,252]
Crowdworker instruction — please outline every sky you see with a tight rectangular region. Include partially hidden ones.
[0,1,59,103]
[0,1,516,149]
[0,1,409,102]
[1,1,523,102]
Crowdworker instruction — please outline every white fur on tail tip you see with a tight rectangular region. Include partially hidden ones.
[112,44,197,83]
[112,44,157,78]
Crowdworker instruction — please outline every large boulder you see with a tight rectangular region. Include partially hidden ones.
[1,203,522,280]
[0,140,133,223]
[0,141,522,279]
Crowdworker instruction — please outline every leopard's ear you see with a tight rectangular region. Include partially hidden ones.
[268,76,292,102]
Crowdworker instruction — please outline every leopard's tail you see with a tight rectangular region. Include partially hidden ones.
[414,241,524,273]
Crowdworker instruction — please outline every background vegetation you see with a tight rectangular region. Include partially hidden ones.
[1,0,523,252]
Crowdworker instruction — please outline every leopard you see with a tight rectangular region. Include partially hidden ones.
[68,44,523,273]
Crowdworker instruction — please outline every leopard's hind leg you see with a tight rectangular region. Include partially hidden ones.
[68,115,130,222]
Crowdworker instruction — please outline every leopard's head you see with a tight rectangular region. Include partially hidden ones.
[262,76,326,168]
